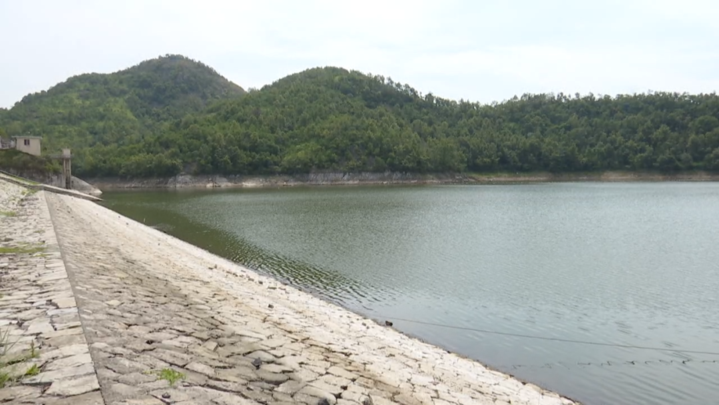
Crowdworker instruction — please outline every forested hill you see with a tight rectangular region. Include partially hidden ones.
[2,61,719,178]
[132,67,719,177]
[0,55,245,154]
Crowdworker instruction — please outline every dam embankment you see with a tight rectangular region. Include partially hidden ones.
[0,178,577,405]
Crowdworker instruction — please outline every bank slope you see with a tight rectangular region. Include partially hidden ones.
[41,186,579,405]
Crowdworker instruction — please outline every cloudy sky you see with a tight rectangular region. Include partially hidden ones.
[1,0,718,108]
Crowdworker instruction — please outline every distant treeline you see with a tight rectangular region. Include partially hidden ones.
[1,58,718,178]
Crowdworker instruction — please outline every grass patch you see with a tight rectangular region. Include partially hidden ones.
[1,328,18,385]
[0,328,12,354]
[0,330,41,388]
[28,341,37,359]
[2,173,38,185]
[23,364,39,377]
[154,368,185,386]
[0,329,20,388]
[0,211,16,217]
[0,245,45,255]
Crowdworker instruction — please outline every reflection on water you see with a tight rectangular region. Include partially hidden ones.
[103,183,719,405]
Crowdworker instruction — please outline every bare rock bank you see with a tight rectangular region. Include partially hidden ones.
[88,170,719,190]
[89,172,470,189]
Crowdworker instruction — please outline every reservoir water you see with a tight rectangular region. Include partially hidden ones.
[102,183,719,405]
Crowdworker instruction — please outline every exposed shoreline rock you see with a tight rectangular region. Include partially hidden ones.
[88,170,719,190]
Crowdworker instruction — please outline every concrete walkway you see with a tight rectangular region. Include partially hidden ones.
[0,183,102,404]
[1,179,579,405]
[0,173,102,202]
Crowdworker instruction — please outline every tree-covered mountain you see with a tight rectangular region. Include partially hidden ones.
[0,55,245,154]
[2,60,719,178]
[128,67,719,176]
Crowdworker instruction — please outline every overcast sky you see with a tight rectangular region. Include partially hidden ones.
[1,0,718,108]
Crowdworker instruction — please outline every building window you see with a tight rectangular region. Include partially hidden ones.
[24,139,30,146]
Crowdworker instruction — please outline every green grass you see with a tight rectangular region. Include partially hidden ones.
[1,173,38,185]
[0,329,41,388]
[0,329,19,388]
[155,368,185,386]
[0,245,45,255]
[0,327,13,353]
[28,341,37,359]
[23,364,39,377]
[0,211,16,217]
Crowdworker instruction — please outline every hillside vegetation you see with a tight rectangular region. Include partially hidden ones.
[0,149,61,176]
[2,59,719,178]
[0,54,244,158]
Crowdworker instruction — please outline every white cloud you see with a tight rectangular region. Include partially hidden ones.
[0,0,717,108]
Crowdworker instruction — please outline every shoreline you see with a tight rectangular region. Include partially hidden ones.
[0,176,582,404]
[82,201,576,404]
[87,170,719,190]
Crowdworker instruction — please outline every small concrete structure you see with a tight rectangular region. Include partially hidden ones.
[10,135,42,156]
[48,148,74,190]
[61,148,72,189]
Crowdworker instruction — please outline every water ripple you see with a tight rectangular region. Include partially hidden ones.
[104,183,719,405]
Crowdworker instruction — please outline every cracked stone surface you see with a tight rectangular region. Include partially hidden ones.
[3,178,579,405]
[0,182,102,404]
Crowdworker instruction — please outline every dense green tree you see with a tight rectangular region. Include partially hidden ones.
[2,59,719,178]
[0,54,244,157]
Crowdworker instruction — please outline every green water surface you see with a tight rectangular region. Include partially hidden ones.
[103,183,719,405]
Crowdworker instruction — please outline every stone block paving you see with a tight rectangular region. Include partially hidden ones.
[37,189,578,405]
[0,182,103,404]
